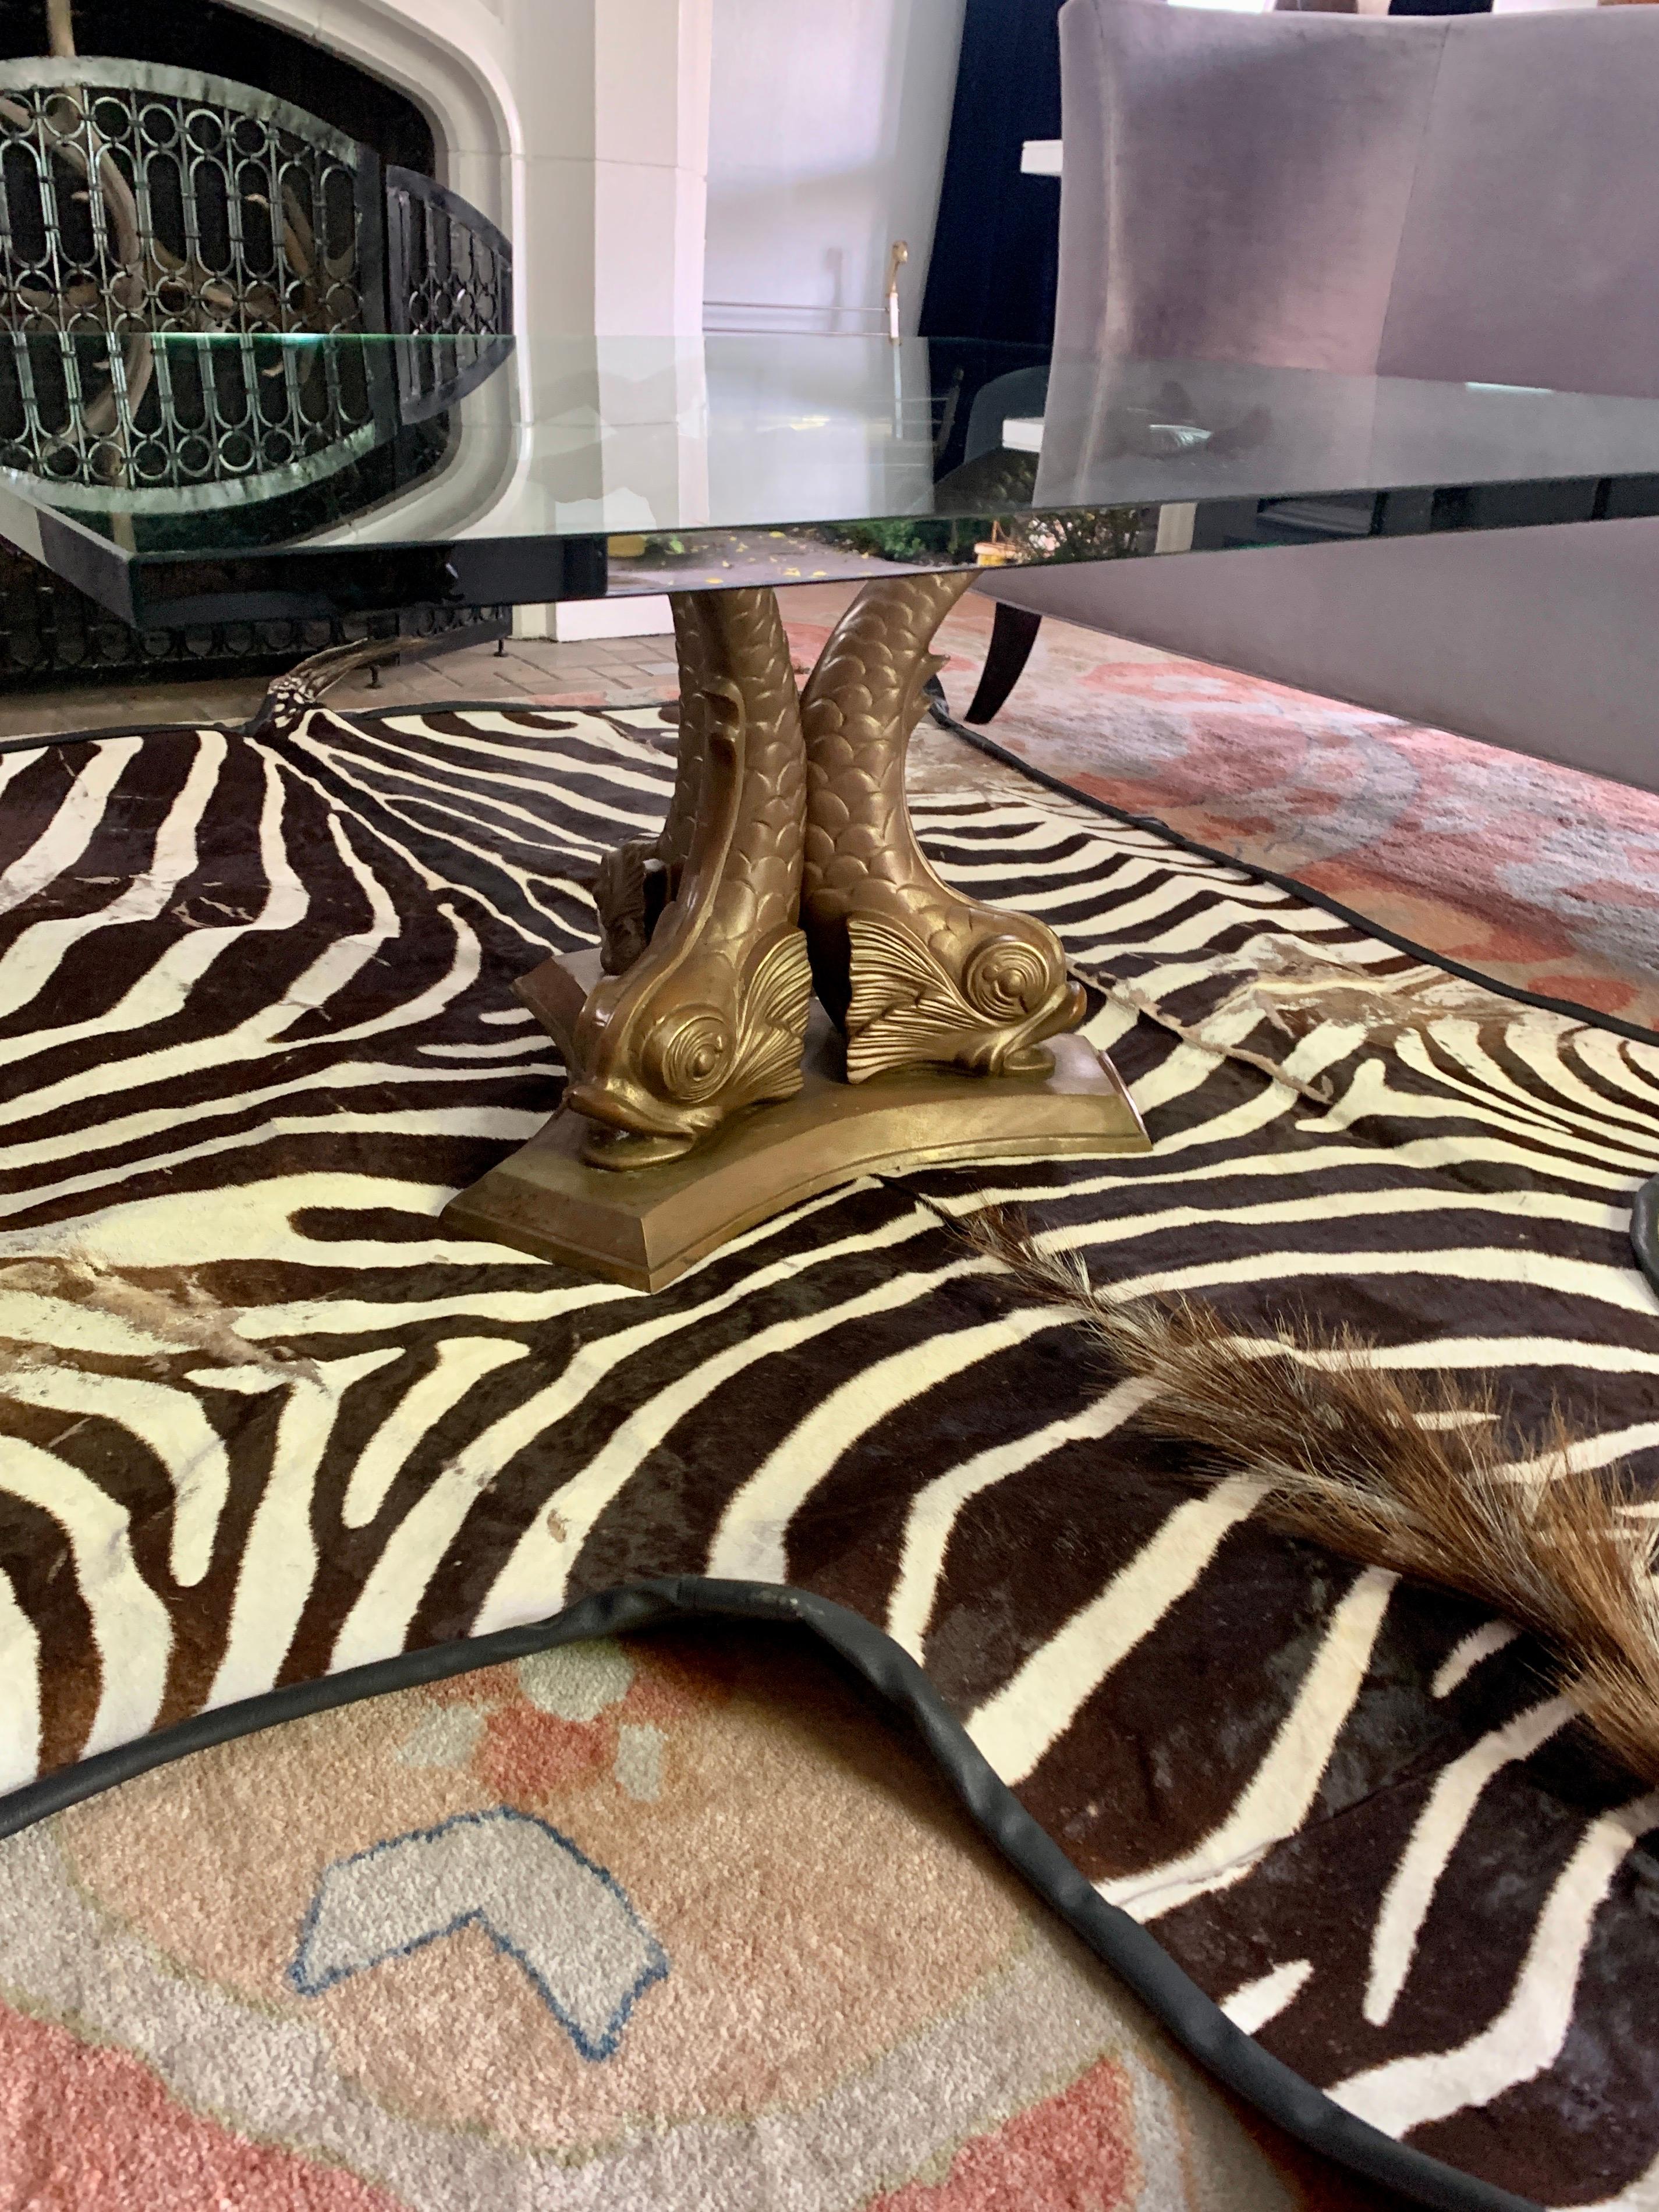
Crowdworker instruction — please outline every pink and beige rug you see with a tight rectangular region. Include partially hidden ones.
[0,1626,1398,2211]
[780,588,1659,1031]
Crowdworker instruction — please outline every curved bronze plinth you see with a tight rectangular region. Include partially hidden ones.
[445,978,1147,1292]
[446,574,1149,1285]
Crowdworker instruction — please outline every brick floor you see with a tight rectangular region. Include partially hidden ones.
[0,626,675,746]
[0,586,1065,810]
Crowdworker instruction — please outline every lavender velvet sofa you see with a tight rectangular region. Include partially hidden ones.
[976,0,1659,795]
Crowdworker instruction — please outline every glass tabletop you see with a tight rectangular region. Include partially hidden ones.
[3,330,1658,627]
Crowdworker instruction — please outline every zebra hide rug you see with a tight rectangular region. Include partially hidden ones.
[1,702,1656,2212]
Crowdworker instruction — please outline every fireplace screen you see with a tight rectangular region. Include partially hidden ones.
[386,165,513,424]
[0,54,513,681]
[0,59,398,502]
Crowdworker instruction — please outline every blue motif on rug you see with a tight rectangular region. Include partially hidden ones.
[288,1806,668,2060]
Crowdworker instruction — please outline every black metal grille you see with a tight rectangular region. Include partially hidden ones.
[0,538,508,690]
[0,62,516,691]
[385,165,512,423]
[0,59,388,498]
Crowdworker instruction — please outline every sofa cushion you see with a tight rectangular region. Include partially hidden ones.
[1058,0,1659,392]
[1377,11,1659,394]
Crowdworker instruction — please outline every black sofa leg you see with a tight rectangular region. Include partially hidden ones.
[964,602,1042,724]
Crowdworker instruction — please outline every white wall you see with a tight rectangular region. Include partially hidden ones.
[242,0,714,636]
[703,0,967,335]
[236,0,714,339]
[498,0,714,341]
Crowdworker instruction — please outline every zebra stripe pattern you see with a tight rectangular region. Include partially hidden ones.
[2,703,1657,2210]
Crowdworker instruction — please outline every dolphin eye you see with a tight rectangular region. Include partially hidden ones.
[642,1005,732,1103]
[963,933,1054,1020]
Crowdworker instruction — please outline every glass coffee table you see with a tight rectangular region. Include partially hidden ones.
[6,329,1657,1284]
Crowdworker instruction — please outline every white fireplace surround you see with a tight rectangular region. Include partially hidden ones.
[219,0,713,339]
[217,1,713,637]
[214,3,968,644]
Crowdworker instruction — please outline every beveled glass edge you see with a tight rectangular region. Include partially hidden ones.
[598,469,1659,597]
[16,469,1659,630]
[600,506,1148,597]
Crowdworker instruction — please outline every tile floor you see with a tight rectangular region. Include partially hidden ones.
[0,630,680,746]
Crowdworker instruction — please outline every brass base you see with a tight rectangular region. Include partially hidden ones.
[451,568,1151,1292]
[442,972,1149,1292]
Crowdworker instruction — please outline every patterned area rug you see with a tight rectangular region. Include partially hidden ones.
[0,1623,1394,2211]
[791,590,1659,1031]
[2,703,1658,2211]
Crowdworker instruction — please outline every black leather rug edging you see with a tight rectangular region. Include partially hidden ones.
[0,1578,1526,2212]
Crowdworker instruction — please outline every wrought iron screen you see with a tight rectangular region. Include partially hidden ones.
[0,59,391,503]
[0,61,516,688]
[385,165,512,424]
[0,537,509,690]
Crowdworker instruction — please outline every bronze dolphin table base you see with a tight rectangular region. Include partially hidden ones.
[442,576,1149,1289]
